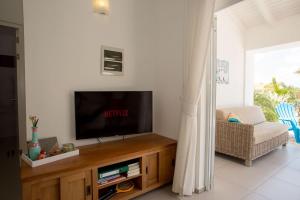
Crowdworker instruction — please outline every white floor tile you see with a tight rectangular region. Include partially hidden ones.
[214,157,281,190]
[256,178,300,200]
[287,158,300,171]
[214,155,233,170]
[135,145,300,200]
[193,177,250,200]
[261,146,300,166]
[275,167,300,187]
[242,193,268,200]
[135,185,178,200]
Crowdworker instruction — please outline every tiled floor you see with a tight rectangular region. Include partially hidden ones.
[135,144,300,200]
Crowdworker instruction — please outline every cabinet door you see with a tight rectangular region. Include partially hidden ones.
[60,170,92,200]
[159,146,176,183]
[145,153,159,187]
[23,178,60,200]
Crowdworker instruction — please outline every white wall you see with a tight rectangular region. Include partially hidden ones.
[215,0,243,12]
[153,0,184,140]
[0,0,23,25]
[23,0,184,145]
[244,51,255,106]
[216,10,245,108]
[246,14,300,50]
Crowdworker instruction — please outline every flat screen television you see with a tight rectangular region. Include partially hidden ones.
[75,91,152,139]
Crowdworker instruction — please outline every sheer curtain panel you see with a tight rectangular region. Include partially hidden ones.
[172,0,216,196]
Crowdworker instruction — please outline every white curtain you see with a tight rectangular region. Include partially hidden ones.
[172,0,216,196]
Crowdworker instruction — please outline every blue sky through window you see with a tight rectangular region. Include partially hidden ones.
[254,46,300,87]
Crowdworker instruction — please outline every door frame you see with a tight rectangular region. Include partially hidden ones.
[204,0,244,191]
[0,20,27,152]
[204,16,217,191]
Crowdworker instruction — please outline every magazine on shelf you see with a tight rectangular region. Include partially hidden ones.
[99,175,126,185]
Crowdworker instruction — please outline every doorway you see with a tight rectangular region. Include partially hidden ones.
[0,24,21,200]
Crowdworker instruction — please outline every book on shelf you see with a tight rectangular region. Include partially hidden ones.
[98,174,121,184]
[128,164,140,171]
[128,162,139,168]
[99,162,140,179]
[128,168,140,175]
[99,175,126,185]
[127,171,140,177]
[99,165,129,179]
[127,167,141,177]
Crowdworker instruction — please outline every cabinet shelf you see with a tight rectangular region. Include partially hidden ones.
[97,174,142,190]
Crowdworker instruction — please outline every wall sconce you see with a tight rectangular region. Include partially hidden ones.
[93,0,110,15]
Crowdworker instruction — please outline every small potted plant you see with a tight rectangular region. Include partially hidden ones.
[28,116,41,161]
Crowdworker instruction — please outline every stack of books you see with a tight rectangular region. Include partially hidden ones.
[127,162,140,178]
[98,161,140,185]
[98,174,126,185]
[98,168,127,185]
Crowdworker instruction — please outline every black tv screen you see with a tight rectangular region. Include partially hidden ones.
[75,91,152,139]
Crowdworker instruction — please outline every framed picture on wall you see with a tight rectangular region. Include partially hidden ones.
[101,46,124,75]
[216,59,229,84]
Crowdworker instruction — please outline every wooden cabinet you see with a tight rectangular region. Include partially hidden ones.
[145,153,159,187]
[22,170,92,200]
[61,170,92,200]
[143,145,176,190]
[159,146,176,183]
[21,134,177,200]
[23,178,60,200]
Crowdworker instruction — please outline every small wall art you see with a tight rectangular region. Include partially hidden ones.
[216,59,229,84]
[101,46,124,75]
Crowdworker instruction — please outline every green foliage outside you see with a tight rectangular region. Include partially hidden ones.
[254,92,278,122]
[254,78,300,122]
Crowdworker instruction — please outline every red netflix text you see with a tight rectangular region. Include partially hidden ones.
[103,109,129,118]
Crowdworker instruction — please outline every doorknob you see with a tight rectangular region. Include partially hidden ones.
[172,159,175,167]
[85,185,91,196]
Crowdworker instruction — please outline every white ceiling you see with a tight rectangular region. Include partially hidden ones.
[225,0,300,29]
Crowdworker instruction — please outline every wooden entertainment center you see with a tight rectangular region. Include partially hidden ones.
[21,134,177,200]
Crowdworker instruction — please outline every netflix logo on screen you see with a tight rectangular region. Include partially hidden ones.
[75,91,152,140]
[103,109,129,118]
